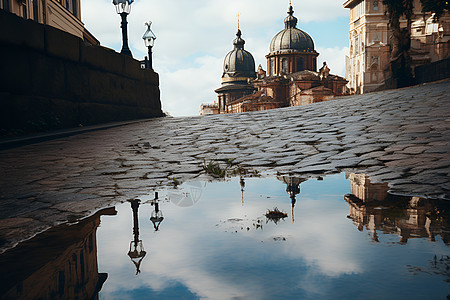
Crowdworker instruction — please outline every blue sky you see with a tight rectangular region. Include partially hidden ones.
[82,1,350,116]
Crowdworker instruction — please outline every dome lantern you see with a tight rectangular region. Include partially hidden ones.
[284,5,298,29]
[233,29,245,50]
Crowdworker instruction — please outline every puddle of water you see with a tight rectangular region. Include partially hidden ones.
[1,173,449,299]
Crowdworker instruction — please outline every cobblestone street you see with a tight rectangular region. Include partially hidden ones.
[0,79,449,253]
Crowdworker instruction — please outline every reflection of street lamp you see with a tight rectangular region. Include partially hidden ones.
[113,0,134,57]
[150,192,164,231]
[128,199,146,275]
[142,21,156,69]
[240,176,245,206]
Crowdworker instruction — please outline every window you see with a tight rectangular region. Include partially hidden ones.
[271,59,275,75]
[312,58,317,71]
[22,3,27,19]
[72,0,78,17]
[370,64,378,82]
[373,1,379,11]
[66,0,70,10]
[355,35,359,54]
[371,71,378,82]
[296,57,304,72]
[282,58,289,74]
[33,0,38,21]
[2,0,10,11]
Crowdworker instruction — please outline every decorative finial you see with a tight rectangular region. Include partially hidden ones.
[238,12,240,30]
[288,3,294,16]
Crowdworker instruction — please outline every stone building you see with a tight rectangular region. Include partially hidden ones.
[0,0,98,44]
[211,4,348,114]
[343,0,450,94]
[199,103,219,115]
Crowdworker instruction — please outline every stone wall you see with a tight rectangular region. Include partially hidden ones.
[414,57,450,85]
[0,10,162,136]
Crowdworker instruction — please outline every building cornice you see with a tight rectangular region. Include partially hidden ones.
[343,0,362,9]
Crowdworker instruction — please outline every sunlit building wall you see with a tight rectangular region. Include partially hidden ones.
[0,0,91,42]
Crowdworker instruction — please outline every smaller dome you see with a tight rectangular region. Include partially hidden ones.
[269,5,315,53]
[222,29,256,80]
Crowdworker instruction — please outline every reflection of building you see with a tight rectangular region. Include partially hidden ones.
[0,0,99,44]
[346,173,389,202]
[0,207,116,298]
[208,4,348,115]
[240,176,245,206]
[345,173,449,244]
[343,0,450,93]
[277,176,306,223]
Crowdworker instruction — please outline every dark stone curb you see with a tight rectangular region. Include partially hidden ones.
[0,118,159,151]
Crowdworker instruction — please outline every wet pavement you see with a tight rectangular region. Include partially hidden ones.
[0,79,449,254]
[1,175,449,299]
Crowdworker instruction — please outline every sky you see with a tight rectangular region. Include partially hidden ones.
[81,0,350,117]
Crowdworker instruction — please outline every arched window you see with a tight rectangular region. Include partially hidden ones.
[312,58,317,71]
[296,57,304,72]
[373,1,379,11]
[370,64,378,82]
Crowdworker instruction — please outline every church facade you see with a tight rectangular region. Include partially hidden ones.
[205,4,348,115]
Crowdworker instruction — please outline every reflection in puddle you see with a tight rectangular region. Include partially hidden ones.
[0,207,116,299]
[345,173,449,244]
[1,173,448,299]
[127,199,146,275]
[96,173,449,299]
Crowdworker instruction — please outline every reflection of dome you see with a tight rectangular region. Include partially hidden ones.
[269,5,315,53]
[222,29,256,80]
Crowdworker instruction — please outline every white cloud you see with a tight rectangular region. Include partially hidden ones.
[317,46,350,77]
[96,177,365,299]
[159,56,223,116]
[81,0,349,116]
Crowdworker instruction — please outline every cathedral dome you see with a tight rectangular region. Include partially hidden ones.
[269,5,315,53]
[222,29,256,81]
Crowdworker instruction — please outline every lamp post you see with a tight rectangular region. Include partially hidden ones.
[113,0,134,57]
[143,21,156,69]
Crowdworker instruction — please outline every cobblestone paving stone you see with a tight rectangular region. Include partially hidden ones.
[0,79,449,253]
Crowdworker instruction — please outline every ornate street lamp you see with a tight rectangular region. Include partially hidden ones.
[142,21,156,69]
[113,0,134,57]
